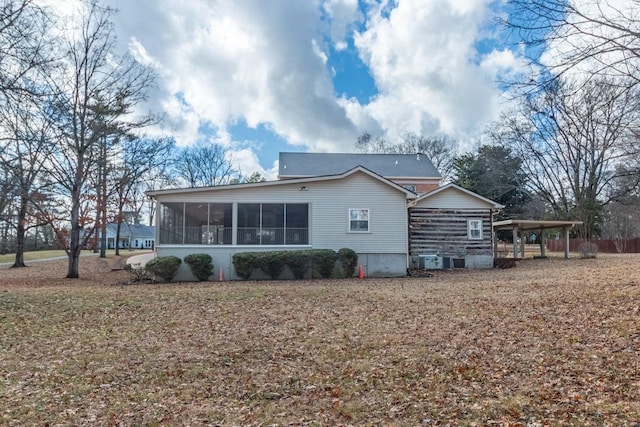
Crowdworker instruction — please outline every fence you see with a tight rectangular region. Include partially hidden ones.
[546,238,640,254]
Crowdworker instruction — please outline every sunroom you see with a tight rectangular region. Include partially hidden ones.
[158,202,310,246]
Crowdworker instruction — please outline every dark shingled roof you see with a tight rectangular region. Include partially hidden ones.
[278,152,441,179]
[105,223,155,238]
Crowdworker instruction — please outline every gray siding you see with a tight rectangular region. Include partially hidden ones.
[153,170,410,278]
[153,170,408,255]
[414,188,497,210]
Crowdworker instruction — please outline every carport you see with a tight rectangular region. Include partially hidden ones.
[493,220,583,259]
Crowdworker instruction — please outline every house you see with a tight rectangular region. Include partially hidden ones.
[94,223,155,250]
[146,152,504,281]
[148,166,413,280]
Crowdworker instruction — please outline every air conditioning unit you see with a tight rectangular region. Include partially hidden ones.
[441,256,452,269]
[418,254,443,270]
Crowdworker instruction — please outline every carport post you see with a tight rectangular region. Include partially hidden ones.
[512,227,518,259]
[520,231,525,259]
[563,226,570,259]
[540,229,546,257]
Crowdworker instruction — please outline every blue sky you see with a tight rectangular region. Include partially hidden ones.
[95,0,527,179]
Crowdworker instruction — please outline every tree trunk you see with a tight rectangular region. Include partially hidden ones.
[12,194,30,268]
[115,220,122,256]
[99,138,107,258]
[67,244,81,278]
[100,220,107,257]
[66,174,82,278]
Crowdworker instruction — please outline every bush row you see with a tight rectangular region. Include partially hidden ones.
[126,253,214,283]
[232,248,358,280]
[125,248,358,283]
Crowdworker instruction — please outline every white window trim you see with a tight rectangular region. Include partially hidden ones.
[348,208,370,233]
[467,219,483,240]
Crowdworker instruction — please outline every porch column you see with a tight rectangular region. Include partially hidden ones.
[231,203,238,245]
[564,226,570,259]
[512,227,518,259]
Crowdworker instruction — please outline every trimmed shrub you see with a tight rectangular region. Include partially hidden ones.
[338,247,358,277]
[232,249,353,280]
[232,252,257,279]
[310,249,338,278]
[255,251,287,279]
[145,256,182,282]
[184,253,214,281]
[285,250,310,279]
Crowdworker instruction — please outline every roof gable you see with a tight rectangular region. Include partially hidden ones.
[278,152,441,179]
[410,183,504,209]
[147,166,416,198]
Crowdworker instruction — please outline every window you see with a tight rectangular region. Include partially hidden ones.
[159,202,232,244]
[158,202,308,246]
[237,203,309,245]
[468,219,483,240]
[159,202,184,244]
[349,208,370,232]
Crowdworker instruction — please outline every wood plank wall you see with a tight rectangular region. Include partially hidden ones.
[409,208,493,256]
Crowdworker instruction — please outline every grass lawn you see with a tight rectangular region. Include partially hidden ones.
[0,249,69,263]
[0,249,153,264]
[1,254,639,425]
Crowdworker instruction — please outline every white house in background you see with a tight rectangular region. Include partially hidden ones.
[146,153,504,281]
[94,223,155,250]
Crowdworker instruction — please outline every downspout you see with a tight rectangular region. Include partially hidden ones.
[405,202,410,273]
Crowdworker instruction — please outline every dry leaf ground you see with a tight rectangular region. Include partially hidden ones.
[1,253,639,426]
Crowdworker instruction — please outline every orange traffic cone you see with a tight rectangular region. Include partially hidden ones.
[219,268,224,282]
[358,265,364,279]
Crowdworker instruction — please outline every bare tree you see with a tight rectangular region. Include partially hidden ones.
[110,136,174,255]
[354,131,457,180]
[0,0,52,98]
[0,157,17,254]
[504,0,640,87]
[354,131,387,154]
[41,0,156,278]
[0,0,54,264]
[388,133,457,181]
[0,90,54,267]
[490,78,640,238]
[174,142,239,188]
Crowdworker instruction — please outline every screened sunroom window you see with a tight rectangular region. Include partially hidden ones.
[158,202,308,245]
[237,203,309,245]
[159,202,184,244]
[159,202,232,244]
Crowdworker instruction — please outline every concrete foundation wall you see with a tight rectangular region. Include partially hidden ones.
[465,255,494,269]
[155,247,408,281]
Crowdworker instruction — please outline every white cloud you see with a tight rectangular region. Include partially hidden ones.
[353,0,514,148]
[322,0,363,50]
[227,148,279,180]
[78,0,522,174]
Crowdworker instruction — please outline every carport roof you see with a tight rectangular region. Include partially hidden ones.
[493,219,583,231]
